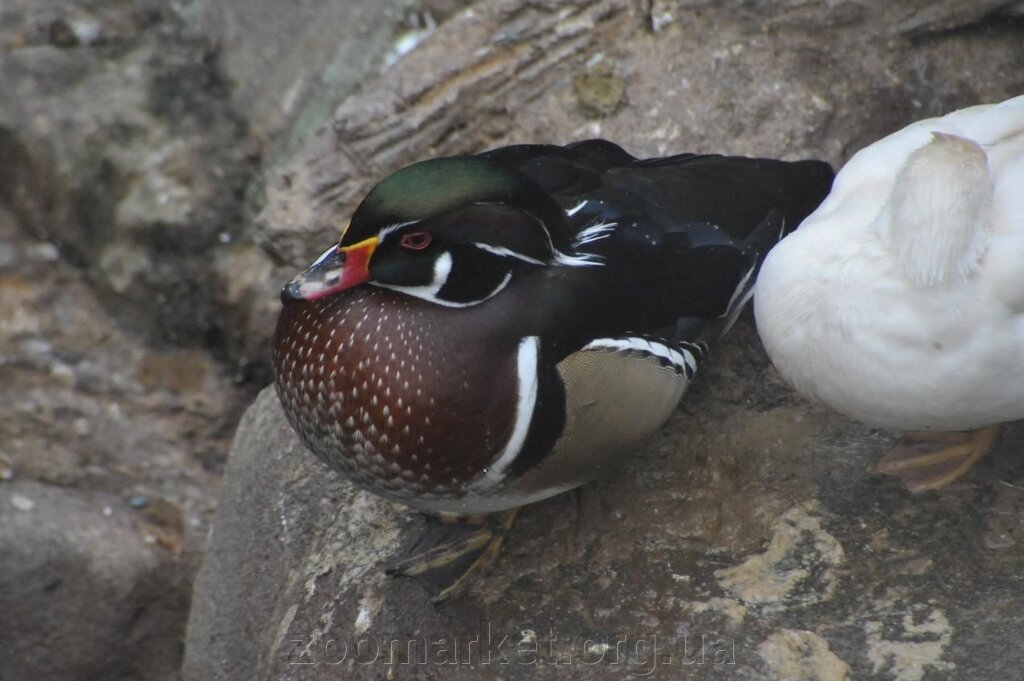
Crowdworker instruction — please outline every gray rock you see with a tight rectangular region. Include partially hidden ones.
[182,386,418,681]
[0,176,240,681]
[0,207,235,515]
[180,0,459,161]
[0,0,251,347]
[0,481,190,681]
[0,0,479,375]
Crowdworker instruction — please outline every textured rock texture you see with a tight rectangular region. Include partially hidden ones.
[181,0,474,160]
[0,143,240,679]
[0,2,249,678]
[0,0,253,347]
[0,482,189,681]
[0,0,437,677]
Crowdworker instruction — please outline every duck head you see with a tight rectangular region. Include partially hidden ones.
[281,156,598,308]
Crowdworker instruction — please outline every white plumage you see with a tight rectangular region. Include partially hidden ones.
[754,95,1024,488]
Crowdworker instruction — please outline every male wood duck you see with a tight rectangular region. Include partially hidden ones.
[273,139,834,599]
[756,95,1024,492]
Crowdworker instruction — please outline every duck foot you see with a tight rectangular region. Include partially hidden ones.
[871,425,1002,492]
[386,508,521,602]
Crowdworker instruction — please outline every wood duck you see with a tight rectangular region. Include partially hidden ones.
[756,95,1024,492]
[273,139,834,599]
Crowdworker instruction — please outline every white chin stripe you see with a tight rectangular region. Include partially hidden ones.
[373,251,512,308]
[475,336,540,487]
[373,250,452,302]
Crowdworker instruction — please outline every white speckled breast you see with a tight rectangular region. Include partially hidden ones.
[273,287,519,507]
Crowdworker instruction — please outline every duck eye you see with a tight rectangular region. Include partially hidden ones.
[399,232,432,250]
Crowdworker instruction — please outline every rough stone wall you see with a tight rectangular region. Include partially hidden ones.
[0,6,247,676]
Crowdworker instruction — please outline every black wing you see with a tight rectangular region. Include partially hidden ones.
[509,141,833,353]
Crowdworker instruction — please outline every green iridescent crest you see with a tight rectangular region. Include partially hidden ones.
[344,157,558,245]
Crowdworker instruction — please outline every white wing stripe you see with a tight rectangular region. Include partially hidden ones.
[583,336,699,377]
[573,221,617,246]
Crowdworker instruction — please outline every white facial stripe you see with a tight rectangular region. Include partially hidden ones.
[310,244,338,267]
[473,237,606,268]
[477,336,540,486]
[433,249,453,282]
[517,210,605,268]
[373,250,452,300]
[471,242,545,265]
[378,220,419,240]
[553,220,617,266]
[553,220,617,267]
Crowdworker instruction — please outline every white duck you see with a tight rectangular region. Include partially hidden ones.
[755,95,1024,491]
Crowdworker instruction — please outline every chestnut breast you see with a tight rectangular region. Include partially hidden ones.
[273,287,520,503]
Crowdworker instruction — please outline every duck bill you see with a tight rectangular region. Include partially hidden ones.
[280,236,379,303]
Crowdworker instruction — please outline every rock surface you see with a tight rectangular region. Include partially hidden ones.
[0,166,241,678]
[0,4,252,676]
[0,482,189,681]
[181,0,474,161]
[0,0,254,348]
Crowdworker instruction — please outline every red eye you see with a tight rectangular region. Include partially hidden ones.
[399,232,432,250]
